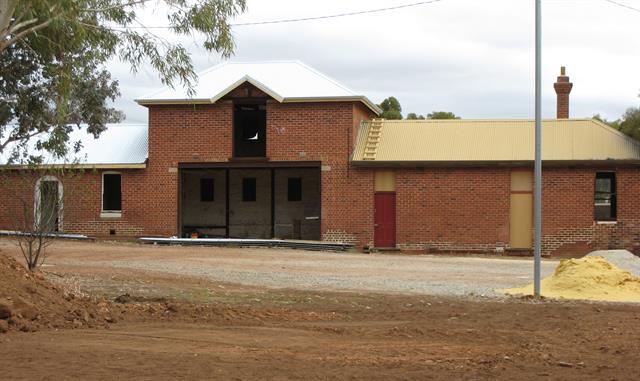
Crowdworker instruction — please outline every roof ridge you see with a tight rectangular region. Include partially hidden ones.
[224,59,300,64]
[294,61,357,96]
[136,61,230,101]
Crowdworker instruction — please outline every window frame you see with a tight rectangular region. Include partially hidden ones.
[594,172,616,222]
[101,171,122,218]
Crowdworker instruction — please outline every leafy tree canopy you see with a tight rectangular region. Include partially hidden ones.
[406,113,425,120]
[427,111,460,120]
[0,0,246,164]
[378,96,402,120]
[618,107,640,141]
[592,114,621,129]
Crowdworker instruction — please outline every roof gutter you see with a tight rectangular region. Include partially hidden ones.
[0,163,147,170]
[350,159,640,168]
[136,93,381,115]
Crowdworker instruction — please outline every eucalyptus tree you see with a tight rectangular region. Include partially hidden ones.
[0,0,247,163]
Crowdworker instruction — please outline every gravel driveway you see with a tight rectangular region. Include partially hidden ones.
[1,239,558,297]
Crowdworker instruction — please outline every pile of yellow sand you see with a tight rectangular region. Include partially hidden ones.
[502,256,640,302]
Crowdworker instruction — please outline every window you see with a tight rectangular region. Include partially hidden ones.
[595,172,616,221]
[200,178,214,202]
[102,173,122,212]
[233,103,267,157]
[242,177,256,202]
[287,177,302,201]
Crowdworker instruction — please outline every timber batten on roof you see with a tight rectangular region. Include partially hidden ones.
[351,119,640,166]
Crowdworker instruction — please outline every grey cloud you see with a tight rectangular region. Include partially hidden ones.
[110,0,640,123]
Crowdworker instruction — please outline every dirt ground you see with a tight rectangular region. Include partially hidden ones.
[0,239,559,297]
[1,239,640,380]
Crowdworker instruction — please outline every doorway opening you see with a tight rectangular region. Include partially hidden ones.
[35,176,63,232]
[509,171,533,249]
[180,166,321,240]
[374,170,396,248]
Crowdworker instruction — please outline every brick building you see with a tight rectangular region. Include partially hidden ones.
[2,62,640,256]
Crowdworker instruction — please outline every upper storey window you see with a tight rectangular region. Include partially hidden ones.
[234,103,266,158]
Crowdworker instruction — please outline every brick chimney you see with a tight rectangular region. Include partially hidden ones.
[553,66,573,119]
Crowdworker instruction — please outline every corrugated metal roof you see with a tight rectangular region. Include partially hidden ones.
[1,123,148,167]
[352,119,640,164]
[136,61,381,114]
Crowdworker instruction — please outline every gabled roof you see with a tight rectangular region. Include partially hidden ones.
[1,124,148,168]
[136,61,381,114]
[352,119,640,165]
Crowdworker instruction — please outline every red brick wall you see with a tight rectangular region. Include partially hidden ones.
[541,167,640,256]
[0,169,146,237]
[0,100,377,246]
[394,167,511,252]
[143,103,234,236]
[3,96,640,256]
[392,166,640,256]
[266,101,375,246]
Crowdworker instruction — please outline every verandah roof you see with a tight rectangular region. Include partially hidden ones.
[0,124,148,168]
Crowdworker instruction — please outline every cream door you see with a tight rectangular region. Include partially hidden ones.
[509,171,533,249]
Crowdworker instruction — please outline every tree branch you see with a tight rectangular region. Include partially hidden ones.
[0,130,45,153]
[0,0,18,34]
[81,0,154,13]
[0,18,53,52]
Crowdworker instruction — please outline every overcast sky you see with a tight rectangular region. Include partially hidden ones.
[110,0,640,123]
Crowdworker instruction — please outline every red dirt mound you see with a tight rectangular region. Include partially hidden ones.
[0,254,115,333]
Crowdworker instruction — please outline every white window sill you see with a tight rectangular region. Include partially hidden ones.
[596,220,617,225]
[101,211,122,219]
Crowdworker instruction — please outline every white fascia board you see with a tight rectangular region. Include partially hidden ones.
[209,75,285,103]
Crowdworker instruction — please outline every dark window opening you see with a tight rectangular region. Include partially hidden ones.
[40,180,60,231]
[233,103,266,157]
[242,177,257,202]
[103,173,122,211]
[595,172,616,221]
[287,177,302,202]
[200,178,215,202]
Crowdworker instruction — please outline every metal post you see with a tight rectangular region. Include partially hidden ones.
[534,0,542,297]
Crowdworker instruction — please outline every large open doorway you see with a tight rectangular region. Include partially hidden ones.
[180,165,321,240]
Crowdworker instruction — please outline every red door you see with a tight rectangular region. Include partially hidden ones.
[374,192,396,248]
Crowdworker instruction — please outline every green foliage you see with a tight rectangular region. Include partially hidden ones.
[378,96,402,120]
[592,114,621,129]
[426,111,460,120]
[406,113,425,120]
[0,0,247,164]
[618,107,640,141]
